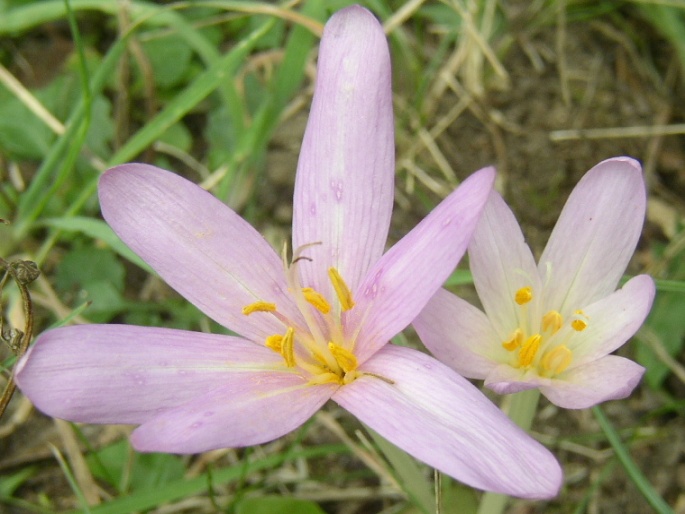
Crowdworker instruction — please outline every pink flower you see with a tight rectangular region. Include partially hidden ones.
[16,6,561,498]
[415,157,655,409]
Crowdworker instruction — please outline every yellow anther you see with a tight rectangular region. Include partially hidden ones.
[242,301,277,315]
[328,268,355,311]
[502,328,524,351]
[571,319,587,331]
[571,310,588,331]
[328,342,358,374]
[542,310,563,334]
[518,334,541,368]
[514,286,533,305]
[302,287,331,314]
[282,327,296,367]
[265,334,283,353]
[541,345,573,375]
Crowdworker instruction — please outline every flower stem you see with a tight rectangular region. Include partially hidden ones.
[476,389,541,514]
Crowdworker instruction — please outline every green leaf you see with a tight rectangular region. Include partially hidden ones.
[140,35,193,89]
[235,497,326,514]
[0,467,36,498]
[43,217,153,273]
[0,88,54,159]
[54,246,126,321]
[637,290,685,389]
[87,440,185,493]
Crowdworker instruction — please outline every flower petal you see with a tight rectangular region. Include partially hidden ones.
[132,374,336,453]
[540,355,645,409]
[15,324,283,424]
[568,274,655,367]
[538,157,646,312]
[334,345,562,499]
[468,190,542,341]
[413,288,500,379]
[485,365,545,395]
[292,6,394,297]
[99,164,301,342]
[351,167,495,362]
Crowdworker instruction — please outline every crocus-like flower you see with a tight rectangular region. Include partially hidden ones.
[415,157,655,409]
[15,6,562,497]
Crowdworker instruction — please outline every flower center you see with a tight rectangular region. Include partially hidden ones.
[501,286,588,377]
[242,244,361,385]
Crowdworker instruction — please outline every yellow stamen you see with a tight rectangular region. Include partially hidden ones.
[302,287,331,314]
[542,310,563,334]
[541,345,573,375]
[282,327,296,367]
[328,342,358,374]
[242,301,276,315]
[571,310,588,331]
[571,319,587,331]
[502,328,524,351]
[515,286,533,305]
[329,267,355,311]
[265,334,283,353]
[518,334,541,368]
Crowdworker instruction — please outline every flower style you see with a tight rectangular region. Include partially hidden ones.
[15,6,562,498]
[414,157,655,409]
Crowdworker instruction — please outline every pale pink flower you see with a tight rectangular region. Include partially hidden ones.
[16,6,561,497]
[415,157,655,409]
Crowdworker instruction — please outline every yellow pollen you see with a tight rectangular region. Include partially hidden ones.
[242,301,277,315]
[502,328,524,351]
[328,342,358,374]
[302,287,331,313]
[281,327,296,367]
[542,345,573,375]
[329,267,355,311]
[514,286,533,305]
[571,319,587,331]
[542,310,563,334]
[518,334,541,368]
[265,329,296,367]
[571,310,588,331]
[265,334,283,353]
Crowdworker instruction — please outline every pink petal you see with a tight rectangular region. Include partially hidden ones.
[292,6,394,299]
[569,274,655,367]
[540,355,645,409]
[99,164,302,342]
[413,288,500,379]
[132,374,336,453]
[334,345,562,499]
[351,167,496,363]
[15,324,284,424]
[538,157,646,313]
[468,190,542,340]
[485,365,545,395]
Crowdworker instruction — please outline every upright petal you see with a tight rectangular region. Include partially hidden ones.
[538,157,646,312]
[334,345,562,499]
[132,374,337,453]
[99,164,302,342]
[414,288,500,379]
[468,190,541,341]
[567,274,655,367]
[351,167,495,363]
[15,324,283,424]
[292,6,394,298]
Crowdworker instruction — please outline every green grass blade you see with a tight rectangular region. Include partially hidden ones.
[109,15,276,166]
[592,406,673,514]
